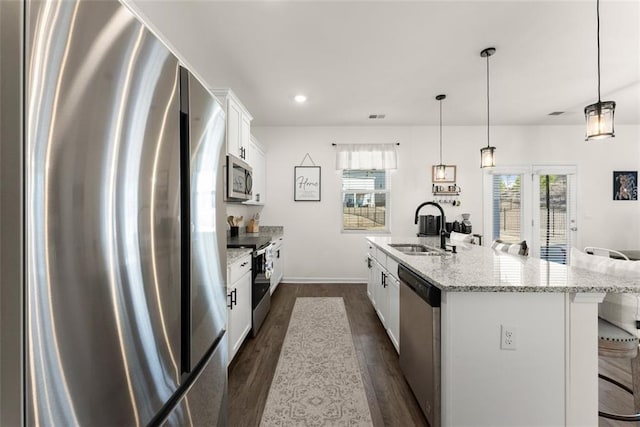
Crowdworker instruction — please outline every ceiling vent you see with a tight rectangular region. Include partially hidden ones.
[368,114,386,119]
[548,111,565,116]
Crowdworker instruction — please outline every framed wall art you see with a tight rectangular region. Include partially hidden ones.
[294,166,321,201]
[613,171,638,200]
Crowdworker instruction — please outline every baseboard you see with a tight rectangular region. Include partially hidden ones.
[281,276,367,284]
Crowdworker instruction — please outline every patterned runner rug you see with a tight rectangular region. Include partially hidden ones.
[260,297,373,426]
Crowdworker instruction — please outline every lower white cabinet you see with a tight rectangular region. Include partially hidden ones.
[366,241,400,353]
[227,254,252,363]
[387,275,400,351]
[270,237,284,294]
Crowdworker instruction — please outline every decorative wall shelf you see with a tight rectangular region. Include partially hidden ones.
[432,184,461,205]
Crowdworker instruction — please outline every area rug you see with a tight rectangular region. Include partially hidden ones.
[260,297,373,426]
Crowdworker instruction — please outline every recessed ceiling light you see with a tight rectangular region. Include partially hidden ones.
[294,94,307,103]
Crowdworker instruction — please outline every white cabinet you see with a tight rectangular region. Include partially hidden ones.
[243,135,266,205]
[387,275,400,351]
[270,237,284,294]
[373,260,389,326]
[227,254,252,363]
[365,240,400,353]
[212,89,253,161]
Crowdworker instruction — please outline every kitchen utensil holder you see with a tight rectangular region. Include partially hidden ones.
[230,226,239,237]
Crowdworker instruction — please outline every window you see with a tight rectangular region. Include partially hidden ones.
[342,170,389,232]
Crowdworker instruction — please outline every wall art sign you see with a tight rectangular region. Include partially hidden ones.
[613,171,637,200]
[294,166,321,201]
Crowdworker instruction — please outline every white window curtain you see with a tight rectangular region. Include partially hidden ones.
[335,143,398,170]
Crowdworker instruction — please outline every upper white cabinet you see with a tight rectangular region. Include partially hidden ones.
[211,89,253,161]
[244,135,266,205]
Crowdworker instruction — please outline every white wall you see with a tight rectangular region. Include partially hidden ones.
[225,202,262,233]
[253,125,640,282]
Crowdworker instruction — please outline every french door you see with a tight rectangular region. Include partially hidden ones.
[483,165,577,264]
[531,166,577,264]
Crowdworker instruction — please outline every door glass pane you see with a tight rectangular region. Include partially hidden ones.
[492,175,522,243]
[539,175,568,264]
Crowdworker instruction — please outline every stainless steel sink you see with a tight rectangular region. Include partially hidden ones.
[389,243,447,256]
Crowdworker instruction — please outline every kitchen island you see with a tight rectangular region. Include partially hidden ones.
[366,236,639,427]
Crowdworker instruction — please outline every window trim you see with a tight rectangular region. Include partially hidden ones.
[340,169,391,234]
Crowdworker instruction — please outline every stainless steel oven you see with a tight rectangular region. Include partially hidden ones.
[251,242,271,336]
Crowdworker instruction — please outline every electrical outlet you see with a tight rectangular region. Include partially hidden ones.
[501,325,517,350]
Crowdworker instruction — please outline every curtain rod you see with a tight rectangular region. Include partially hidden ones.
[331,143,400,146]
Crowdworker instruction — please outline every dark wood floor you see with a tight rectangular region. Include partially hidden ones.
[600,357,640,427]
[228,283,428,427]
[228,283,639,427]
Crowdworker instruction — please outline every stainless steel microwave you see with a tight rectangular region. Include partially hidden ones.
[226,154,253,201]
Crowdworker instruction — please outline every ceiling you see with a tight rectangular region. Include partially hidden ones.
[128,0,640,127]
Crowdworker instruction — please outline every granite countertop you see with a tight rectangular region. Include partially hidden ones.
[226,225,284,250]
[227,248,253,266]
[367,236,640,294]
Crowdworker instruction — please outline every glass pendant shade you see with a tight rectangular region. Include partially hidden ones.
[585,100,615,140]
[480,145,496,168]
[434,164,447,181]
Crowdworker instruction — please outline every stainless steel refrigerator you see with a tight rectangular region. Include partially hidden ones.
[0,0,228,425]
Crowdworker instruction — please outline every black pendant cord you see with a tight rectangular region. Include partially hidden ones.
[439,99,443,164]
[597,0,601,104]
[486,52,490,148]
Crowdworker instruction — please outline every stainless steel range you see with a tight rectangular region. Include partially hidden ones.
[251,242,272,336]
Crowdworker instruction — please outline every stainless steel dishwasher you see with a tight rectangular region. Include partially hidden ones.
[399,264,441,427]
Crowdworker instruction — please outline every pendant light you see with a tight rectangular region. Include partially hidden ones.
[584,0,615,140]
[480,47,496,168]
[434,94,447,182]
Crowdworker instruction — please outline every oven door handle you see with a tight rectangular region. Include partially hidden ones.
[254,242,274,257]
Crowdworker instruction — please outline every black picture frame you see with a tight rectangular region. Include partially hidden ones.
[294,166,321,201]
[613,171,638,201]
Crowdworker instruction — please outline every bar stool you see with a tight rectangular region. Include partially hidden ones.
[571,247,640,422]
[598,318,640,422]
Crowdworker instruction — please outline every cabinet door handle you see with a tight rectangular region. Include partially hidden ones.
[382,273,387,288]
[227,288,237,309]
[277,250,280,259]
[367,258,372,269]
[227,290,234,309]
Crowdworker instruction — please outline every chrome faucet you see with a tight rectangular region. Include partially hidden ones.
[414,201,447,250]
